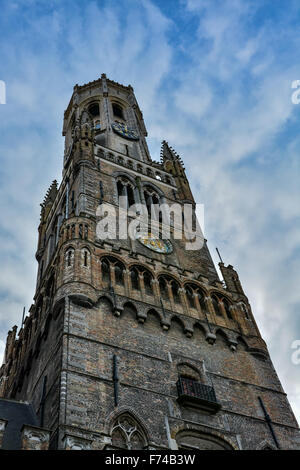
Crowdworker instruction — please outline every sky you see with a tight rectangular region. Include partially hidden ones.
[0,0,299,424]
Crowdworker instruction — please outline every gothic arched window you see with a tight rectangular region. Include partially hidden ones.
[143,270,153,296]
[88,102,100,130]
[159,277,169,301]
[101,259,110,283]
[101,256,125,287]
[117,177,136,209]
[159,275,181,305]
[143,186,163,223]
[82,248,90,267]
[130,267,139,290]
[112,103,124,120]
[65,247,74,268]
[212,295,223,317]
[185,283,207,315]
[171,280,181,304]
[186,286,195,308]
[114,262,124,286]
[88,102,100,118]
[222,298,233,320]
[111,414,147,450]
[130,266,153,295]
[176,431,233,450]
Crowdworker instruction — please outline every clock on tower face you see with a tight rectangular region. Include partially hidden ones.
[136,233,173,254]
[112,122,139,140]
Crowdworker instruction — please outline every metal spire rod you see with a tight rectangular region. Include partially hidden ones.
[21,306,25,327]
[216,247,223,263]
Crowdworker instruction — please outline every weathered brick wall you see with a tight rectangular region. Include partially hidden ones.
[55,298,299,449]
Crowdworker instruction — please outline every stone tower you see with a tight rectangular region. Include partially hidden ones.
[0,75,299,450]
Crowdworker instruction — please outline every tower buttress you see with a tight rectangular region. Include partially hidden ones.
[160,140,194,203]
[219,262,245,296]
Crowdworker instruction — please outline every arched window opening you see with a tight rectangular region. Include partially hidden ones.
[127,185,135,208]
[197,290,208,315]
[82,249,90,267]
[152,195,159,206]
[130,268,140,290]
[114,262,124,286]
[212,296,223,317]
[101,259,110,283]
[144,190,152,218]
[66,248,74,268]
[117,180,124,198]
[176,432,233,450]
[143,271,153,295]
[222,299,233,320]
[117,178,136,209]
[186,287,195,309]
[101,257,125,287]
[143,187,162,221]
[88,103,100,118]
[112,103,124,120]
[159,277,169,301]
[177,363,201,381]
[111,414,147,450]
[171,280,181,304]
[185,284,207,314]
[130,266,153,295]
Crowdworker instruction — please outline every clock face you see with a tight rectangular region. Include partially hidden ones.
[136,233,173,254]
[112,122,139,140]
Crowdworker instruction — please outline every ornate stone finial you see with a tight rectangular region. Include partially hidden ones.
[40,180,58,210]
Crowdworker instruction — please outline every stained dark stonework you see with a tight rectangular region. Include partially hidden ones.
[0,75,299,450]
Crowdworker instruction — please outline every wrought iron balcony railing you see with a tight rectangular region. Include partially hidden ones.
[176,377,221,413]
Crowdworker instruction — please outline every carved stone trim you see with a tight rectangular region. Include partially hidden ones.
[62,433,92,450]
[205,333,216,345]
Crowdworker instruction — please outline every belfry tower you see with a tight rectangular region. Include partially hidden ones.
[0,75,299,450]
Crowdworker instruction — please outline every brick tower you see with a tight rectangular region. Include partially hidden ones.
[0,74,299,450]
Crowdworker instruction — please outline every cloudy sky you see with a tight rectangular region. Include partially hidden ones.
[0,0,299,422]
